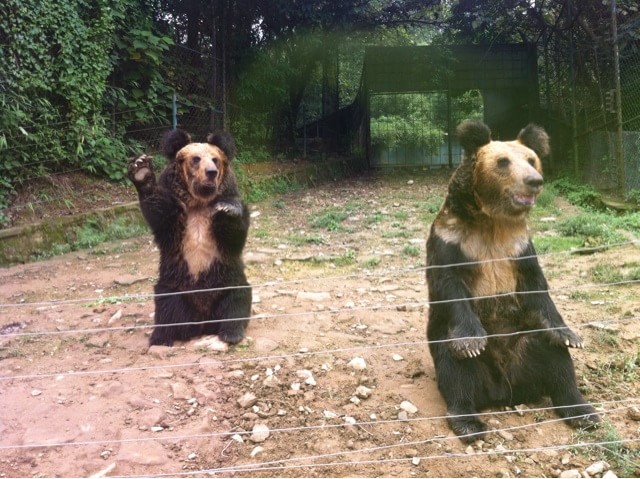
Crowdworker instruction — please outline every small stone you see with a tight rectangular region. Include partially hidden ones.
[31,389,42,397]
[296,291,331,302]
[171,382,193,400]
[299,347,309,353]
[412,457,420,465]
[602,471,618,479]
[348,357,367,370]
[626,406,640,421]
[497,430,514,441]
[585,461,608,476]
[400,401,418,414]
[323,410,339,419]
[350,396,361,405]
[398,411,409,421]
[561,453,572,465]
[250,423,270,443]
[392,354,404,361]
[343,416,356,425]
[296,369,316,386]
[150,426,164,432]
[559,470,581,478]
[465,445,474,454]
[231,434,244,443]
[237,392,258,408]
[187,452,197,460]
[254,337,279,352]
[250,446,264,458]
[407,180,414,185]
[355,385,372,399]
[192,335,229,352]
[108,309,123,325]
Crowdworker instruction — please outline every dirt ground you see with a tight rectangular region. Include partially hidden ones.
[1,171,639,478]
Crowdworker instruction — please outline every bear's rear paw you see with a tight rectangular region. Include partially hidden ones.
[214,201,243,217]
[218,325,246,345]
[563,406,601,430]
[548,327,583,348]
[447,415,488,444]
[149,330,174,347]
[128,154,154,185]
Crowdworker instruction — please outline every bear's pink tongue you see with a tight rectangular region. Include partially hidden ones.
[515,194,535,205]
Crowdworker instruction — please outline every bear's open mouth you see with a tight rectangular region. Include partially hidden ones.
[513,194,536,206]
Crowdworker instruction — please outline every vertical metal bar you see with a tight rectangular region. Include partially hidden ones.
[611,0,625,192]
[172,91,177,129]
[447,88,453,169]
[567,0,579,178]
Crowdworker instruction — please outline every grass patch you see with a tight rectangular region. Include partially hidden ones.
[287,233,325,246]
[556,213,627,247]
[532,235,583,254]
[402,244,421,257]
[573,420,640,477]
[309,204,357,231]
[361,257,381,268]
[332,249,356,266]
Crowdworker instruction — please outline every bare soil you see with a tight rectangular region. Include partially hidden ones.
[1,171,639,478]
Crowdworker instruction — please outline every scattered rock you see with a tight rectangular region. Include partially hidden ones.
[559,470,581,478]
[31,389,42,397]
[497,430,514,441]
[250,446,264,458]
[237,392,258,408]
[254,337,279,352]
[348,357,367,370]
[585,461,608,476]
[602,471,618,479]
[296,291,331,302]
[323,410,339,419]
[355,385,372,399]
[250,423,270,443]
[626,406,640,421]
[170,382,193,400]
[296,369,316,386]
[400,400,418,414]
[192,335,229,352]
[114,275,148,286]
[392,353,404,361]
[398,411,409,421]
[412,457,420,465]
[107,309,123,325]
[187,452,197,460]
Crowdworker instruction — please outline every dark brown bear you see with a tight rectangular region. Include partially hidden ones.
[426,120,599,443]
[128,129,251,346]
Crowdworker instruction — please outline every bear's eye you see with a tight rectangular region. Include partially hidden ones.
[497,158,510,168]
[527,158,536,167]
[192,156,201,165]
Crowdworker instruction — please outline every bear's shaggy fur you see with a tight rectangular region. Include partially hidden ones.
[128,129,251,346]
[426,120,599,443]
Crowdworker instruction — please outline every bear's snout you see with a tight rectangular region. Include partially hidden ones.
[205,166,218,181]
[524,173,543,191]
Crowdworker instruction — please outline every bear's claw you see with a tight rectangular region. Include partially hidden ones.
[128,154,154,184]
[215,201,243,216]
[449,336,488,359]
[548,327,583,349]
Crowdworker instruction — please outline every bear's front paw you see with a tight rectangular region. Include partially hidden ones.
[128,154,154,185]
[548,327,583,348]
[449,336,487,359]
[215,201,243,217]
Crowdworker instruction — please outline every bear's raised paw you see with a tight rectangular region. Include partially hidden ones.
[215,201,243,217]
[128,154,154,184]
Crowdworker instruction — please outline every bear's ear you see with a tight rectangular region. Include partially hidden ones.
[207,131,236,161]
[457,120,491,157]
[162,129,192,160]
[517,124,550,158]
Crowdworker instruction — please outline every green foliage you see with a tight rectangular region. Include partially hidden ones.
[556,213,626,246]
[550,178,601,208]
[309,205,354,231]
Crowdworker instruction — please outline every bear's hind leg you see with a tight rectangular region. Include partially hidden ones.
[541,346,600,429]
[432,346,489,443]
[150,294,202,346]
[209,286,251,345]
